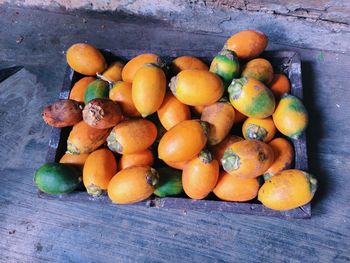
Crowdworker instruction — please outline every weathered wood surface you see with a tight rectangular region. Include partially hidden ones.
[0,5,350,263]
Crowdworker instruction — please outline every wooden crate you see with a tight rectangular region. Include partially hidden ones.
[40,50,310,219]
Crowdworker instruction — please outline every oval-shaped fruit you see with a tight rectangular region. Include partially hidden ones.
[170,70,224,106]
[213,171,260,202]
[228,77,275,118]
[67,121,110,154]
[69,77,95,103]
[269,74,290,98]
[84,79,109,104]
[132,64,166,117]
[263,137,294,180]
[122,53,160,83]
[171,56,208,74]
[157,92,191,130]
[34,163,81,194]
[66,43,106,75]
[258,169,317,210]
[163,160,188,170]
[225,30,268,60]
[59,153,89,171]
[42,99,83,128]
[83,98,122,129]
[107,166,159,204]
[83,148,117,196]
[241,58,274,85]
[158,120,209,163]
[100,61,124,83]
[182,150,219,199]
[109,81,140,117]
[119,149,154,170]
[272,94,308,139]
[242,117,276,142]
[210,135,243,165]
[221,140,274,178]
[234,110,248,124]
[210,49,240,87]
[201,101,235,145]
[107,119,157,154]
[154,167,183,197]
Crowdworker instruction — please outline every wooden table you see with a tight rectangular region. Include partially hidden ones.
[0,5,349,263]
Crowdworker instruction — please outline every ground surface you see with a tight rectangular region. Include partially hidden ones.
[0,4,349,263]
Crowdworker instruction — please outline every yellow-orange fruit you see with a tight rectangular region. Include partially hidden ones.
[210,135,243,165]
[101,61,124,83]
[242,117,276,142]
[182,150,219,199]
[59,153,89,171]
[241,58,274,85]
[170,69,224,106]
[213,171,260,201]
[272,94,308,139]
[157,92,191,130]
[221,140,274,178]
[83,148,117,196]
[163,160,188,170]
[67,121,110,154]
[107,119,157,154]
[69,77,95,103]
[201,101,235,145]
[234,110,248,124]
[171,56,208,74]
[107,166,159,204]
[158,120,208,163]
[263,138,294,180]
[132,64,166,117]
[258,169,317,210]
[269,74,291,99]
[225,30,268,60]
[122,53,160,83]
[119,149,154,170]
[66,43,106,75]
[109,81,140,117]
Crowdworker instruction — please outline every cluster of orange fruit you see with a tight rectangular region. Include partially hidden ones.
[36,29,317,211]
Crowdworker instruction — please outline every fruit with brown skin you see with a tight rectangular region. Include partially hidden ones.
[233,110,248,124]
[66,43,106,75]
[107,119,157,154]
[83,148,117,197]
[242,117,276,143]
[221,140,274,178]
[213,171,260,202]
[241,58,274,85]
[42,99,83,128]
[201,101,235,145]
[224,30,268,60]
[158,120,209,163]
[132,64,166,117]
[170,69,224,106]
[171,56,209,74]
[258,169,317,210]
[67,121,110,154]
[109,81,141,117]
[182,150,219,200]
[263,137,294,180]
[82,98,122,129]
[69,77,95,103]
[210,135,243,166]
[122,53,161,83]
[157,92,191,130]
[119,149,154,170]
[107,166,159,204]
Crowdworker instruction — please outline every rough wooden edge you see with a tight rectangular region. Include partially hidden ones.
[41,50,311,219]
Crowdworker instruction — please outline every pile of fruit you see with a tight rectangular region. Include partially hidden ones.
[35,29,317,211]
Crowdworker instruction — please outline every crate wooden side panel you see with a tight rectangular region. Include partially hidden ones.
[41,50,310,219]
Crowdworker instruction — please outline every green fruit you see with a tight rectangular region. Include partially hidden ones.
[34,163,81,194]
[154,167,183,197]
[84,79,109,104]
[210,49,240,88]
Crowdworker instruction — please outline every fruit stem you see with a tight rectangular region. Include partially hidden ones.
[198,149,213,164]
[146,168,159,186]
